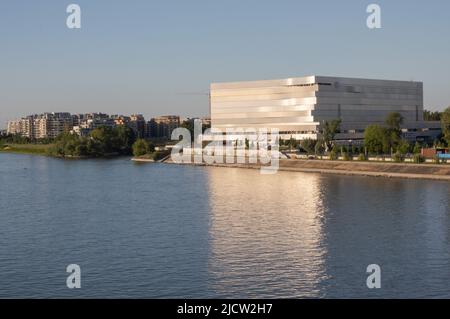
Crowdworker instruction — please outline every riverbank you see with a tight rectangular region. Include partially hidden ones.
[3,148,449,181]
[131,152,171,163]
[0,144,123,159]
[0,143,53,155]
[161,157,450,181]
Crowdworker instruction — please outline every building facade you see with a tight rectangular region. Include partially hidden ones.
[7,112,186,140]
[210,76,441,142]
[7,113,73,139]
[148,115,180,139]
[7,116,34,138]
[71,113,116,137]
[129,114,147,138]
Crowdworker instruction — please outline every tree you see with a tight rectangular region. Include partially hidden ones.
[75,141,89,156]
[180,119,210,142]
[383,112,405,152]
[441,107,450,146]
[397,139,410,155]
[329,144,339,160]
[113,125,136,154]
[385,112,404,131]
[364,125,385,154]
[413,142,422,154]
[288,137,296,151]
[148,142,155,153]
[50,132,83,157]
[300,138,317,155]
[132,139,149,157]
[424,110,442,121]
[314,138,325,156]
[180,120,195,141]
[90,126,116,154]
[322,119,341,152]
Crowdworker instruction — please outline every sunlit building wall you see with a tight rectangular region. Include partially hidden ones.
[211,76,432,141]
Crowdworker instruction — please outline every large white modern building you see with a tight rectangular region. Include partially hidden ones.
[210,76,441,142]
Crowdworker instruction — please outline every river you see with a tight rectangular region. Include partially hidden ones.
[0,153,449,298]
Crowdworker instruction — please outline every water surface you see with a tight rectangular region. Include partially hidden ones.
[0,153,449,298]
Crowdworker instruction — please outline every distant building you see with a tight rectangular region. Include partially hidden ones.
[7,112,198,141]
[85,113,110,120]
[210,76,441,143]
[7,116,34,138]
[71,114,85,127]
[7,112,73,139]
[421,147,449,159]
[129,114,146,138]
[111,115,131,126]
[71,115,116,136]
[182,117,211,128]
[148,115,180,139]
[39,113,73,139]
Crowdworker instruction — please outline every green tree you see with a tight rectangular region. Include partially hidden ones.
[288,137,298,151]
[314,138,325,156]
[364,125,386,154]
[413,153,425,163]
[113,125,136,154]
[385,112,405,152]
[424,110,442,121]
[413,142,422,154]
[132,139,149,157]
[393,151,405,163]
[180,119,210,142]
[300,138,317,155]
[329,144,339,160]
[90,126,115,154]
[75,140,89,156]
[45,127,138,158]
[441,107,450,146]
[50,132,82,157]
[397,139,410,155]
[322,119,341,152]
[148,142,155,153]
[385,112,404,131]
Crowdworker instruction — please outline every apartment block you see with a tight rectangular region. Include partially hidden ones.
[7,112,73,139]
[148,115,180,139]
[129,114,147,138]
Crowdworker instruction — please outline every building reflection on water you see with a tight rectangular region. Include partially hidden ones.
[205,167,330,298]
[204,167,450,298]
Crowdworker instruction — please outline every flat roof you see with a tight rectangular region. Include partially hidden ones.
[211,75,423,90]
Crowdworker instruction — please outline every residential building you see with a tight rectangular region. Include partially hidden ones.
[111,115,131,126]
[37,113,73,139]
[71,115,116,136]
[129,114,146,138]
[148,115,180,139]
[7,112,73,139]
[7,116,34,138]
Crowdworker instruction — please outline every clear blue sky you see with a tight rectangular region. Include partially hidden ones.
[1,0,450,128]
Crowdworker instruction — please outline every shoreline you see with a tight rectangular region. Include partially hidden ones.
[160,158,450,181]
[0,149,126,160]
[2,151,449,181]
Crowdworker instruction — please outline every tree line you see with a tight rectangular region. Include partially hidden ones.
[48,126,136,157]
[297,107,450,161]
